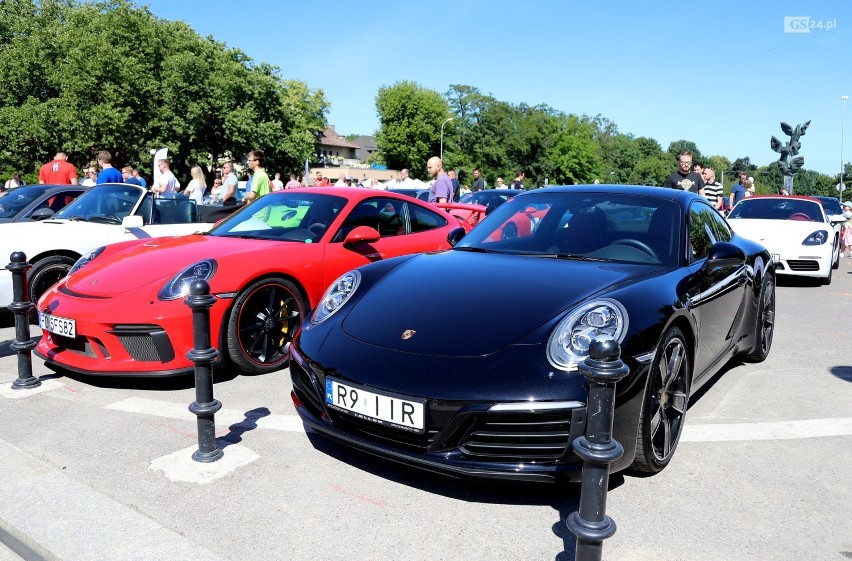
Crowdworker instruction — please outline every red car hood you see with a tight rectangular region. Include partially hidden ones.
[64,235,287,297]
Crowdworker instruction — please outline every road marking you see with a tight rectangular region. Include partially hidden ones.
[107,397,852,443]
[682,417,852,442]
[104,397,304,432]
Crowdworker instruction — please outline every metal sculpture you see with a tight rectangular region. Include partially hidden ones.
[771,120,810,194]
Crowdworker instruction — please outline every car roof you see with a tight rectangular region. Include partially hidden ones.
[515,184,704,205]
[742,194,821,203]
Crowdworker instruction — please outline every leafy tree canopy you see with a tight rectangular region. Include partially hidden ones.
[0,0,328,181]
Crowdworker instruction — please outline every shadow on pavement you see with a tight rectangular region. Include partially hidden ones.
[0,335,39,359]
[830,365,852,382]
[303,430,631,561]
[217,407,270,448]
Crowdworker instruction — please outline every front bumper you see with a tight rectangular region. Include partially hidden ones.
[35,285,232,376]
[289,344,592,482]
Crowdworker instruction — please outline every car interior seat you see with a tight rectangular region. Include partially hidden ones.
[176,199,198,223]
[557,207,607,253]
[646,206,677,263]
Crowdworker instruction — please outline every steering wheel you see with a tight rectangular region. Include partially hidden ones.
[610,238,658,260]
[307,222,327,237]
[788,213,811,221]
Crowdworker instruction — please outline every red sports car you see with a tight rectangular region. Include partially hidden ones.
[35,188,473,376]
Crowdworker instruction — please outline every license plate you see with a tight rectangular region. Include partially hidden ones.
[39,312,76,338]
[772,254,780,263]
[325,377,425,433]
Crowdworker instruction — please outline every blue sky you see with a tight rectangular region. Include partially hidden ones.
[141,0,851,177]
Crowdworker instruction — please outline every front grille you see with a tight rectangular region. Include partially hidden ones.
[787,260,820,271]
[459,409,580,460]
[291,361,325,415]
[53,334,97,358]
[108,326,174,363]
[327,410,439,452]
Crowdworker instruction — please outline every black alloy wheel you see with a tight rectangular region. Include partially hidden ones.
[632,326,692,475]
[501,222,518,240]
[28,255,76,305]
[227,277,305,375]
[746,274,775,362]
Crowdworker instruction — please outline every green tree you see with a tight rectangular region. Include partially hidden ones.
[0,0,327,181]
[667,140,703,164]
[547,114,604,184]
[375,81,449,180]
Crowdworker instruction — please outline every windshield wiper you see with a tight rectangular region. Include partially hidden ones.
[66,216,89,221]
[551,253,609,262]
[452,246,495,253]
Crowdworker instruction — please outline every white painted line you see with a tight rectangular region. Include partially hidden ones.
[0,379,64,400]
[104,397,305,432]
[149,444,260,484]
[682,417,852,442]
[108,397,852,443]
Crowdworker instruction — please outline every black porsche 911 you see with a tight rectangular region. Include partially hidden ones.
[290,185,775,482]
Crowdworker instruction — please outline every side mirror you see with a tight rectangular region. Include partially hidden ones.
[30,208,55,220]
[447,227,466,246]
[704,241,745,268]
[343,225,380,248]
[122,215,144,229]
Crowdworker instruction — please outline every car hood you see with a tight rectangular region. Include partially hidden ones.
[64,235,285,296]
[341,250,654,357]
[728,218,831,250]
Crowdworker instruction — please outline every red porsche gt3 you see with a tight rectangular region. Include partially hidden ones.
[35,188,477,376]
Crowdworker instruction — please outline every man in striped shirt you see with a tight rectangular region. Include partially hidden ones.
[702,167,725,211]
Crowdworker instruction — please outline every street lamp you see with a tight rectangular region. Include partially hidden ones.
[440,117,453,161]
[841,95,849,201]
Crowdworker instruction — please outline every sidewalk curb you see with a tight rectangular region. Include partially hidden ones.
[0,438,228,561]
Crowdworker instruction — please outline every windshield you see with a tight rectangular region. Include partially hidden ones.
[0,187,50,218]
[729,198,824,221]
[210,192,347,242]
[456,191,681,266]
[815,196,843,216]
[55,184,144,221]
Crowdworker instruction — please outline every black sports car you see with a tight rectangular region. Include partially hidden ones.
[0,184,85,223]
[291,185,776,482]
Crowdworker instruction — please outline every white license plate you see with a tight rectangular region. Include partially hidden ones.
[772,253,781,263]
[325,377,425,433]
[39,312,76,338]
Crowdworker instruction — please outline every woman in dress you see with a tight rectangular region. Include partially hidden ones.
[183,166,207,205]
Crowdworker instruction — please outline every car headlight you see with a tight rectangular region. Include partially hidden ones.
[547,298,628,371]
[69,246,106,275]
[157,260,217,300]
[802,230,828,246]
[311,270,361,325]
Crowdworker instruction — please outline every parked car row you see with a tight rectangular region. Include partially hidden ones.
[9,183,801,482]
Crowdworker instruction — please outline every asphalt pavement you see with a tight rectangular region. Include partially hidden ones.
[0,260,851,561]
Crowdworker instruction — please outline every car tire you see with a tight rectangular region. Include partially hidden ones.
[746,274,775,363]
[832,239,840,270]
[226,277,306,375]
[501,222,518,240]
[821,265,832,286]
[631,326,691,475]
[28,255,76,304]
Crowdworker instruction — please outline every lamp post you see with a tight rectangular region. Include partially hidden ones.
[440,117,453,161]
[841,96,849,201]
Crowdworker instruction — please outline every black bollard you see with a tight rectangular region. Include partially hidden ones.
[565,337,629,561]
[7,252,40,390]
[185,280,223,463]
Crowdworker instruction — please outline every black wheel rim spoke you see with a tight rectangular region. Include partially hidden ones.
[239,285,300,365]
[652,338,687,461]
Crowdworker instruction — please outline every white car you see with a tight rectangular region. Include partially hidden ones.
[0,183,234,307]
[727,195,843,285]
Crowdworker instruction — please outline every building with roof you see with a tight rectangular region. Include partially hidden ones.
[316,126,361,167]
